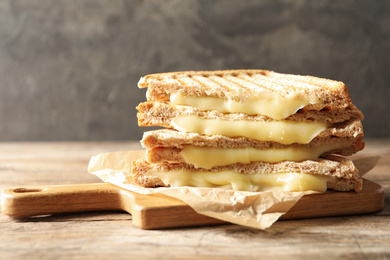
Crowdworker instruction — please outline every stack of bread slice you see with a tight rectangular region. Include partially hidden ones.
[131,70,365,192]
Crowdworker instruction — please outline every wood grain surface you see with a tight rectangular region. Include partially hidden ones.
[1,178,384,230]
[0,140,389,259]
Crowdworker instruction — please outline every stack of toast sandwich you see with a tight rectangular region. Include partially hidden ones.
[131,70,365,193]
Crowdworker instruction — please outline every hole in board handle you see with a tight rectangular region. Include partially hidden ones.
[12,188,43,193]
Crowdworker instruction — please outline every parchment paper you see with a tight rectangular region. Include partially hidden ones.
[88,150,379,229]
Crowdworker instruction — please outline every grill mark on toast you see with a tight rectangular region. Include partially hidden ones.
[248,74,316,96]
[140,69,355,110]
[236,74,285,95]
[222,75,257,93]
[199,75,239,98]
[207,75,251,99]
[190,75,231,98]
[267,71,344,91]
[261,76,320,94]
[175,77,211,96]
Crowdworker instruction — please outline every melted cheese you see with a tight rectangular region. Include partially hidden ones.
[170,93,319,120]
[171,115,327,145]
[180,144,342,169]
[149,170,332,192]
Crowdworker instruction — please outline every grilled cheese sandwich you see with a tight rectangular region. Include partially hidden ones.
[132,69,364,192]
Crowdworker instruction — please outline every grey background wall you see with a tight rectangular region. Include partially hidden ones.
[0,0,389,141]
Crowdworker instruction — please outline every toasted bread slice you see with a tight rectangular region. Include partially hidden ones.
[141,129,364,150]
[131,155,362,192]
[137,101,363,126]
[138,70,362,116]
[133,69,364,193]
[137,102,362,139]
[141,129,364,167]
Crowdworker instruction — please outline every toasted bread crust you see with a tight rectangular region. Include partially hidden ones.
[144,141,364,168]
[136,101,364,127]
[137,109,363,144]
[131,156,362,192]
[144,144,363,166]
[133,70,365,192]
[138,70,355,112]
[141,129,364,150]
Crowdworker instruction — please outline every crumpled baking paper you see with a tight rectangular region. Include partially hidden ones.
[88,150,379,229]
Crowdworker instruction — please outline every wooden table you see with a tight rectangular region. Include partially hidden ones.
[1,140,389,259]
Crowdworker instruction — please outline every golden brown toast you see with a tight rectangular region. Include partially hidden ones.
[138,69,359,113]
[137,101,364,127]
[132,69,365,192]
[141,128,364,150]
[131,156,362,192]
[141,129,364,167]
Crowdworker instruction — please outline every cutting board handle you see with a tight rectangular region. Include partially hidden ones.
[1,182,223,229]
[1,183,127,218]
[1,180,384,229]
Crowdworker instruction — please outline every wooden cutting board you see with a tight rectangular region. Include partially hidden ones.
[1,179,384,229]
